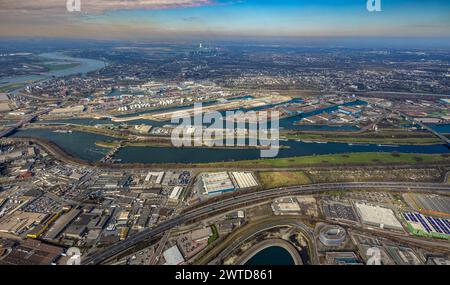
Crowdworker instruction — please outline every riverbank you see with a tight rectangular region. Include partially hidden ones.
[94,140,285,150]
[25,124,127,140]
[26,125,288,150]
[1,52,106,95]
[282,129,444,145]
[201,152,450,169]
[4,136,450,170]
[0,83,25,93]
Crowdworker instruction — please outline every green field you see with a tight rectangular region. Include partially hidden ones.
[208,225,219,245]
[282,130,442,145]
[257,171,312,189]
[95,140,171,148]
[0,83,24,93]
[43,63,80,71]
[202,152,450,169]
[406,223,450,240]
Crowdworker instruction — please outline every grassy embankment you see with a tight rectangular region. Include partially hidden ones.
[43,63,80,71]
[201,152,450,169]
[0,83,24,93]
[257,167,447,189]
[282,129,443,145]
[257,171,312,189]
[24,125,169,148]
[95,140,171,148]
[65,125,173,148]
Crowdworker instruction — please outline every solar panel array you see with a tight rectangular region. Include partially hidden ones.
[403,212,450,235]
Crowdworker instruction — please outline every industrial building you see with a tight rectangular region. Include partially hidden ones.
[230,172,258,189]
[64,214,94,240]
[0,211,47,235]
[49,105,85,115]
[325,252,362,265]
[201,171,259,196]
[44,208,81,240]
[145,171,165,184]
[355,203,403,231]
[338,105,363,116]
[271,197,301,215]
[91,172,131,189]
[117,211,130,221]
[134,124,152,134]
[169,186,183,201]
[384,245,422,265]
[163,245,185,265]
[319,225,346,247]
[0,239,64,265]
[202,172,235,195]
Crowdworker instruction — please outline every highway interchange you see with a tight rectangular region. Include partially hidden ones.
[81,181,450,265]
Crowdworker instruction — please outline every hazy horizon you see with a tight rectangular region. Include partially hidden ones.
[2,36,450,50]
[1,0,449,41]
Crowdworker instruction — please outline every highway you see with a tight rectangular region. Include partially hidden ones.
[207,219,316,265]
[81,181,450,265]
[0,109,49,138]
[372,102,450,147]
[414,120,450,146]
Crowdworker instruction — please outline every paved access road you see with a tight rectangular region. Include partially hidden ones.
[82,182,450,265]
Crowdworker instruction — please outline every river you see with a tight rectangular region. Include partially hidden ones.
[2,53,448,164]
[11,129,110,162]
[0,52,106,88]
[10,128,450,163]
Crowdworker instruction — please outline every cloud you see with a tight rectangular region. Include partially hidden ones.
[0,0,236,39]
[0,0,216,15]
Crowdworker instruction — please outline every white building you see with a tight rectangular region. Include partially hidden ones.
[202,172,235,195]
[355,203,403,231]
[230,172,258,189]
[163,245,185,265]
[169,186,183,201]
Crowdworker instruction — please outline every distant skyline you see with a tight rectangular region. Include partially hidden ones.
[1,0,449,40]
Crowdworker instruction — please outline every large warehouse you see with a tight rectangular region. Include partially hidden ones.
[202,172,235,195]
[355,203,403,231]
[202,172,259,196]
[230,172,258,189]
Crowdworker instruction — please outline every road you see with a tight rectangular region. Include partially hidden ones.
[372,102,450,146]
[148,230,171,265]
[414,120,450,146]
[207,218,315,265]
[357,110,387,133]
[0,109,49,138]
[81,181,450,265]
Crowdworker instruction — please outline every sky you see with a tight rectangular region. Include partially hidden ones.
[0,0,449,40]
